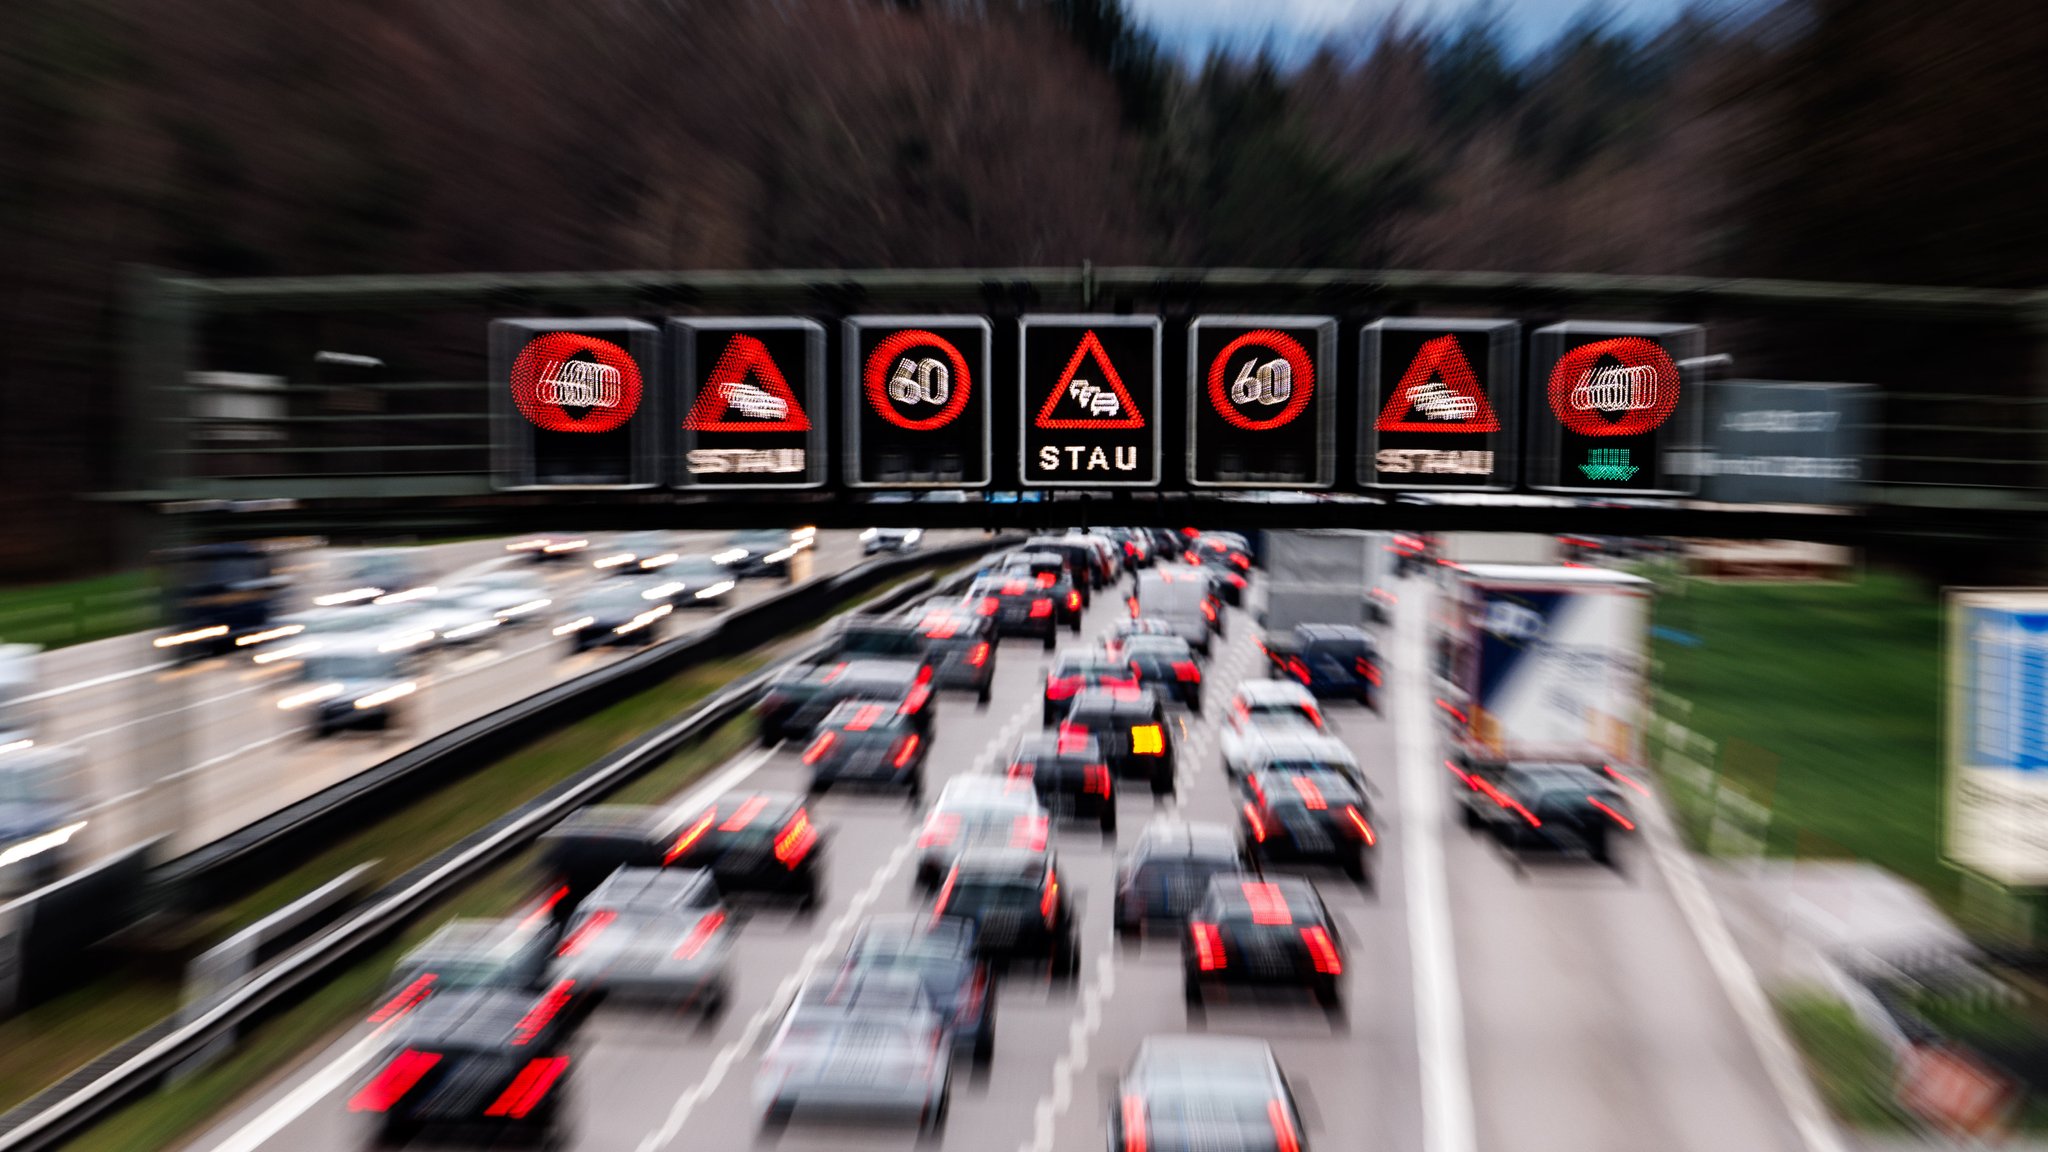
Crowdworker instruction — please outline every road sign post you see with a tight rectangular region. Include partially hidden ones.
[844,316,992,488]
[1362,319,1518,491]
[671,317,825,489]
[1019,316,1161,487]
[1188,317,1336,488]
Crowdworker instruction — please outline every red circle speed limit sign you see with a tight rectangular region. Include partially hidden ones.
[507,331,644,434]
[1545,336,1681,438]
[864,329,973,432]
[1206,329,1315,432]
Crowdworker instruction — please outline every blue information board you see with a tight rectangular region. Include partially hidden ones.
[1961,605,2048,772]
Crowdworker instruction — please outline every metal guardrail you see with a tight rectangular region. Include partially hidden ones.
[0,538,1009,1150]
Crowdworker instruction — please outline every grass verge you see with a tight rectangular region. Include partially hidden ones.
[0,562,946,1117]
[1775,991,1910,1132]
[0,571,159,649]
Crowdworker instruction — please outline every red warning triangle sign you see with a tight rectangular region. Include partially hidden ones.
[682,334,812,433]
[1375,334,1501,433]
[1035,330,1145,430]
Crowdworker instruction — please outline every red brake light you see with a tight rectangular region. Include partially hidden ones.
[1203,600,1219,623]
[1301,926,1343,975]
[1287,657,1309,684]
[845,704,886,732]
[967,642,990,668]
[1047,677,1081,700]
[484,1055,569,1119]
[1435,698,1468,725]
[1289,775,1327,810]
[674,910,728,959]
[1242,801,1267,843]
[1041,868,1059,924]
[1345,805,1377,846]
[518,885,571,932]
[367,973,436,1023]
[1588,796,1636,830]
[719,795,770,831]
[1011,814,1048,851]
[556,909,616,957]
[919,813,960,847]
[512,979,575,1045]
[978,597,1000,616]
[1475,778,1541,827]
[892,733,922,769]
[1190,923,1226,971]
[1603,763,1651,797]
[1004,579,1029,596]
[665,810,716,863]
[1357,657,1382,685]
[1036,572,1057,588]
[775,811,817,867]
[1242,881,1292,925]
[1009,761,1035,779]
[900,683,931,714]
[1444,759,1477,789]
[1172,661,1200,682]
[1126,596,1139,617]
[1183,551,1199,564]
[1085,764,1112,795]
[1304,705,1325,729]
[931,869,958,923]
[1269,1099,1303,1152]
[802,732,837,766]
[348,1049,441,1113]
[1029,598,1053,618]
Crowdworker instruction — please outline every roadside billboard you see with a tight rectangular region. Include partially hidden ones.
[1946,589,2048,885]
[1701,380,1870,505]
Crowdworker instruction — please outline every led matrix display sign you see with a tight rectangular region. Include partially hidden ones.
[1362,319,1518,490]
[1019,316,1161,487]
[844,317,992,488]
[671,317,825,488]
[491,318,660,488]
[1529,321,1703,495]
[1188,317,1336,488]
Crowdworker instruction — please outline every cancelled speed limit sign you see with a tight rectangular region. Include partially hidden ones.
[1188,317,1335,488]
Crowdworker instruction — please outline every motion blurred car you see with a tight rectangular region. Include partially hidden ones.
[1120,635,1205,713]
[504,533,589,563]
[1112,819,1257,939]
[839,915,996,1065]
[1183,875,1346,1012]
[1223,728,1363,792]
[1100,527,1153,568]
[659,791,822,909]
[1223,680,1325,735]
[966,573,1060,649]
[1105,617,1179,655]
[1261,624,1381,710]
[1059,687,1175,796]
[1006,730,1117,834]
[1133,569,1221,657]
[552,579,675,652]
[1238,768,1378,885]
[406,586,508,650]
[0,747,86,895]
[278,634,424,737]
[716,526,814,581]
[538,805,671,912]
[370,917,564,1026]
[930,848,1079,979]
[548,866,731,1013]
[347,984,577,1146]
[457,568,555,629]
[1470,760,1635,870]
[1067,531,1123,582]
[861,527,923,555]
[756,658,932,744]
[755,970,952,1135]
[1107,1036,1309,1152]
[1180,534,1251,605]
[984,549,1085,627]
[634,555,738,609]
[1022,535,1107,594]
[315,548,432,608]
[803,699,928,798]
[1042,649,1140,726]
[905,603,997,703]
[914,776,1047,889]
[590,531,679,575]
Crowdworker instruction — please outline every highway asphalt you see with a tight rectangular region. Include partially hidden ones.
[178,565,1815,1152]
[27,530,967,865]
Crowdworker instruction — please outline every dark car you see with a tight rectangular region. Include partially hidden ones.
[1106,617,1180,655]
[1238,769,1378,886]
[347,985,578,1146]
[1042,649,1140,726]
[1120,636,1204,713]
[369,917,565,1029]
[906,604,997,703]
[538,805,673,913]
[839,915,996,1064]
[717,527,814,581]
[755,971,952,1135]
[984,549,1085,627]
[1475,761,1635,870]
[1060,687,1175,795]
[660,791,822,908]
[1108,1036,1308,1152]
[1022,535,1108,594]
[554,579,675,652]
[1112,820,1257,939]
[1261,624,1382,709]
[803,699,928,798]
[1180,535,1251,605]
[636,556,738,610]
[756,657,934,743]
[0,749,85,895]
[1183,875,1345,1012]
[1006,731,1116,833]
[967,574,1060,649]
[548,867,731,1012]
[931,848,1080,979]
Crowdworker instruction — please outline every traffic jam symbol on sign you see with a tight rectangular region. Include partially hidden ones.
[1189,317,1335,488]
[1361,320,1517,491]
[1530,322,1701,495]
[491,318,659,489]
[845,317,991,487]
[1021,317,1160,487]
[672,318,825,488]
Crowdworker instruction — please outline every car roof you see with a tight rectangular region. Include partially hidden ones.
[950,847,1051,881]
[1131,820,1241,860]
[585,866,720,911]
[1069,685,1161,711]
[673,791,805,837]
[850,914,976,956]
[1298,623,1374,643]
[1014,731,1100,758]
[1132,1035,1276,1081]
[822,659,925,687]
[1201,874,1326,917]
[1249,767,1366,805]
[1053,650,1126,670]
[1241,730,1353,759]
[1235,680,1317,705]
[822,699,914,729]
[935,776,1042,808]
[398,987,559,1050]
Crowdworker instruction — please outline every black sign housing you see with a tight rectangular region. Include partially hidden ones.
[1188,316,1336,488]
[844,316,992,488]
[670,317,825,489]
[1019,316,1161,487]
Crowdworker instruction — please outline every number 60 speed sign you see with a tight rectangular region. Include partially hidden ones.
[1188,316,1336,488]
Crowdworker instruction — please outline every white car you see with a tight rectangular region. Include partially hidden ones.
[1218,681,1332,778]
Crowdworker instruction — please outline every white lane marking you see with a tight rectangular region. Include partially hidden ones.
[19,660,174,703]
[1019,952,1117,1152]
[164,731,295,783]
[191,741,786,1152]
[1642,795,1849,1152]
[1395,581,1478,1152]
[201,1028,390,1152]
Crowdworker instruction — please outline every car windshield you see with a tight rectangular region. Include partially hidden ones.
[1140,1083,1276,1127]
[838,630,924,657]
[669,559,727,581]
[946,879,1039,910]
